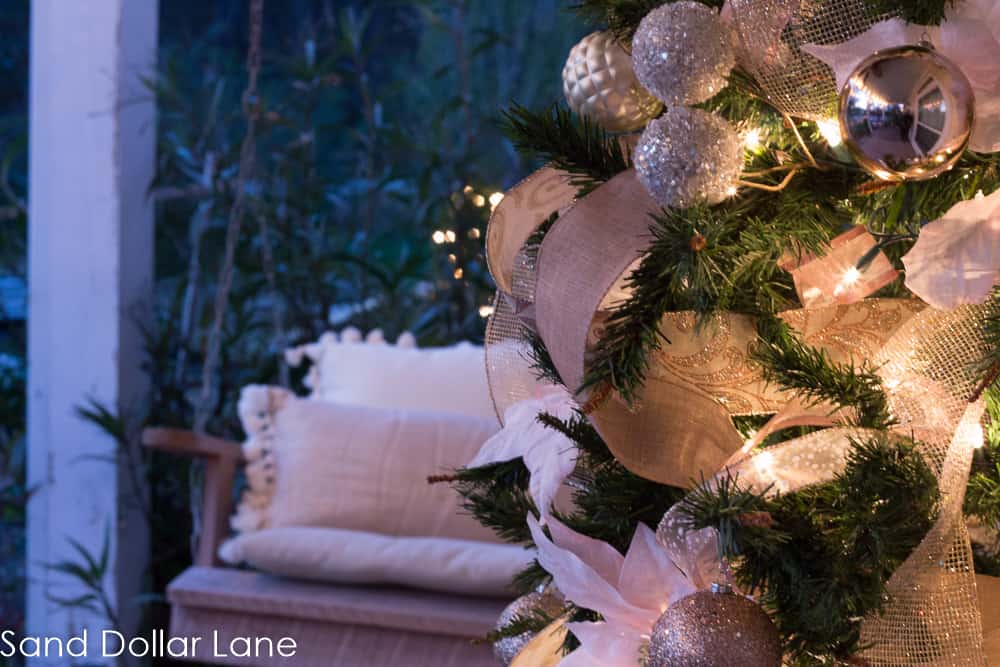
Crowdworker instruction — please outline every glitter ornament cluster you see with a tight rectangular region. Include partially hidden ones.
[635,107,743,208]
[563,31,662,133]
[631,1,735,107]
[646,587,783,667]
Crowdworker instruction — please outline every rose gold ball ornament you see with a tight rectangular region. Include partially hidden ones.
[563,31,662,133]
[839,44,974,181]
[646,584,783,667]
[492,589,564,665]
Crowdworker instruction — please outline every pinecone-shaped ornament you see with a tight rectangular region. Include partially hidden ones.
[562,31,662,133]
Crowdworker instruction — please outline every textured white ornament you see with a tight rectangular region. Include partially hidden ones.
[563,31,662,133]
[632,1,736,106]
[634,107,743,208]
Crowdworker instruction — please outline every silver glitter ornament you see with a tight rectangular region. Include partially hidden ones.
[563,31,662,133]
[634,107,743,208]
[647,585,783,667]
[839,44,974,181]
[492,590,564,665]
[631,1,735,106]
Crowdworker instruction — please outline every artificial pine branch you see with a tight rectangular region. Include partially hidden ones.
[454,459,537,544]
[578,199,837,404]
[680,434,939,662]
[512,560,552,594]
[966,388,1000,529]
[855,151,1000,239]
[486,605,563,643]
[752,314,894,430]
[500,103,629,195]
[526,330,565,387]
[975,289,1000,396]
[575,85,855,404]
[540,411,687,551]
[536,411,607,458]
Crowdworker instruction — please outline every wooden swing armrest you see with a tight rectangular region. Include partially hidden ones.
[142,427,245,462]
[142,427,245,567]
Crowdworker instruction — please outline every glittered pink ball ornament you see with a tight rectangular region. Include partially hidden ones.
[646,585,783,667]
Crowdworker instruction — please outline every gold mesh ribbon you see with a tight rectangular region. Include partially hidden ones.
[659,305,990,665]
[857,305,988,665]
[727,0,893,120]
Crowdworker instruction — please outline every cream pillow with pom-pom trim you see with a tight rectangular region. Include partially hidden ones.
[232,384,501,543]
[284,329,496,420]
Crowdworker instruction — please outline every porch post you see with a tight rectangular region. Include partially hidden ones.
[27,0,158,661]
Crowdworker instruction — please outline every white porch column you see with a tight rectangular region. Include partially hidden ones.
[27,0,158,661]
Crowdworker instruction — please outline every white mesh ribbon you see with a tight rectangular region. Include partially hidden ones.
[658,304,992,665]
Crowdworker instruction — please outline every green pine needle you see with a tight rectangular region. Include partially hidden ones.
[500,103,629,196]
[680,435,939,661]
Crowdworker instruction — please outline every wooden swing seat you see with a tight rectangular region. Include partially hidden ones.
[143,427,503,667]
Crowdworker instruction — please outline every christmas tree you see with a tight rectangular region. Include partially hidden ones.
[453,0,1000,665]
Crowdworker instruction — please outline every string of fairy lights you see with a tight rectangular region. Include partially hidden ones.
[430,185,505,318]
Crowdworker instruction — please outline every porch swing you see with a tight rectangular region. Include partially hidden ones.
[144,3,510,664]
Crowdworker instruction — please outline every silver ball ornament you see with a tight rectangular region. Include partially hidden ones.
[647,586,783,667]
[839,44,974,181]
[631,1,736,106]
[492,590,563,665]
[635,107,743,208]
[563,31,662,133]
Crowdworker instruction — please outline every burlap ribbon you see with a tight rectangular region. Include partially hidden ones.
[487,166,923,486]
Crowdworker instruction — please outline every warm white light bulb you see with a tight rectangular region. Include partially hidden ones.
[754,450,775,474]
[817,119,842,147]
[432,230,446,244]
[488,192,504,209]
[744,128,762,151]
[833,266,862,297]
[841,266,862,285]
[478,305,494,318]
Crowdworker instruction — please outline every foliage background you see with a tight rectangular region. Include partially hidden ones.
[0,1,584,662]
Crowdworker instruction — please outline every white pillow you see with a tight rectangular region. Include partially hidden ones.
[232,385,501,544]
[286,330,497,420]
[219,526,532,597]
